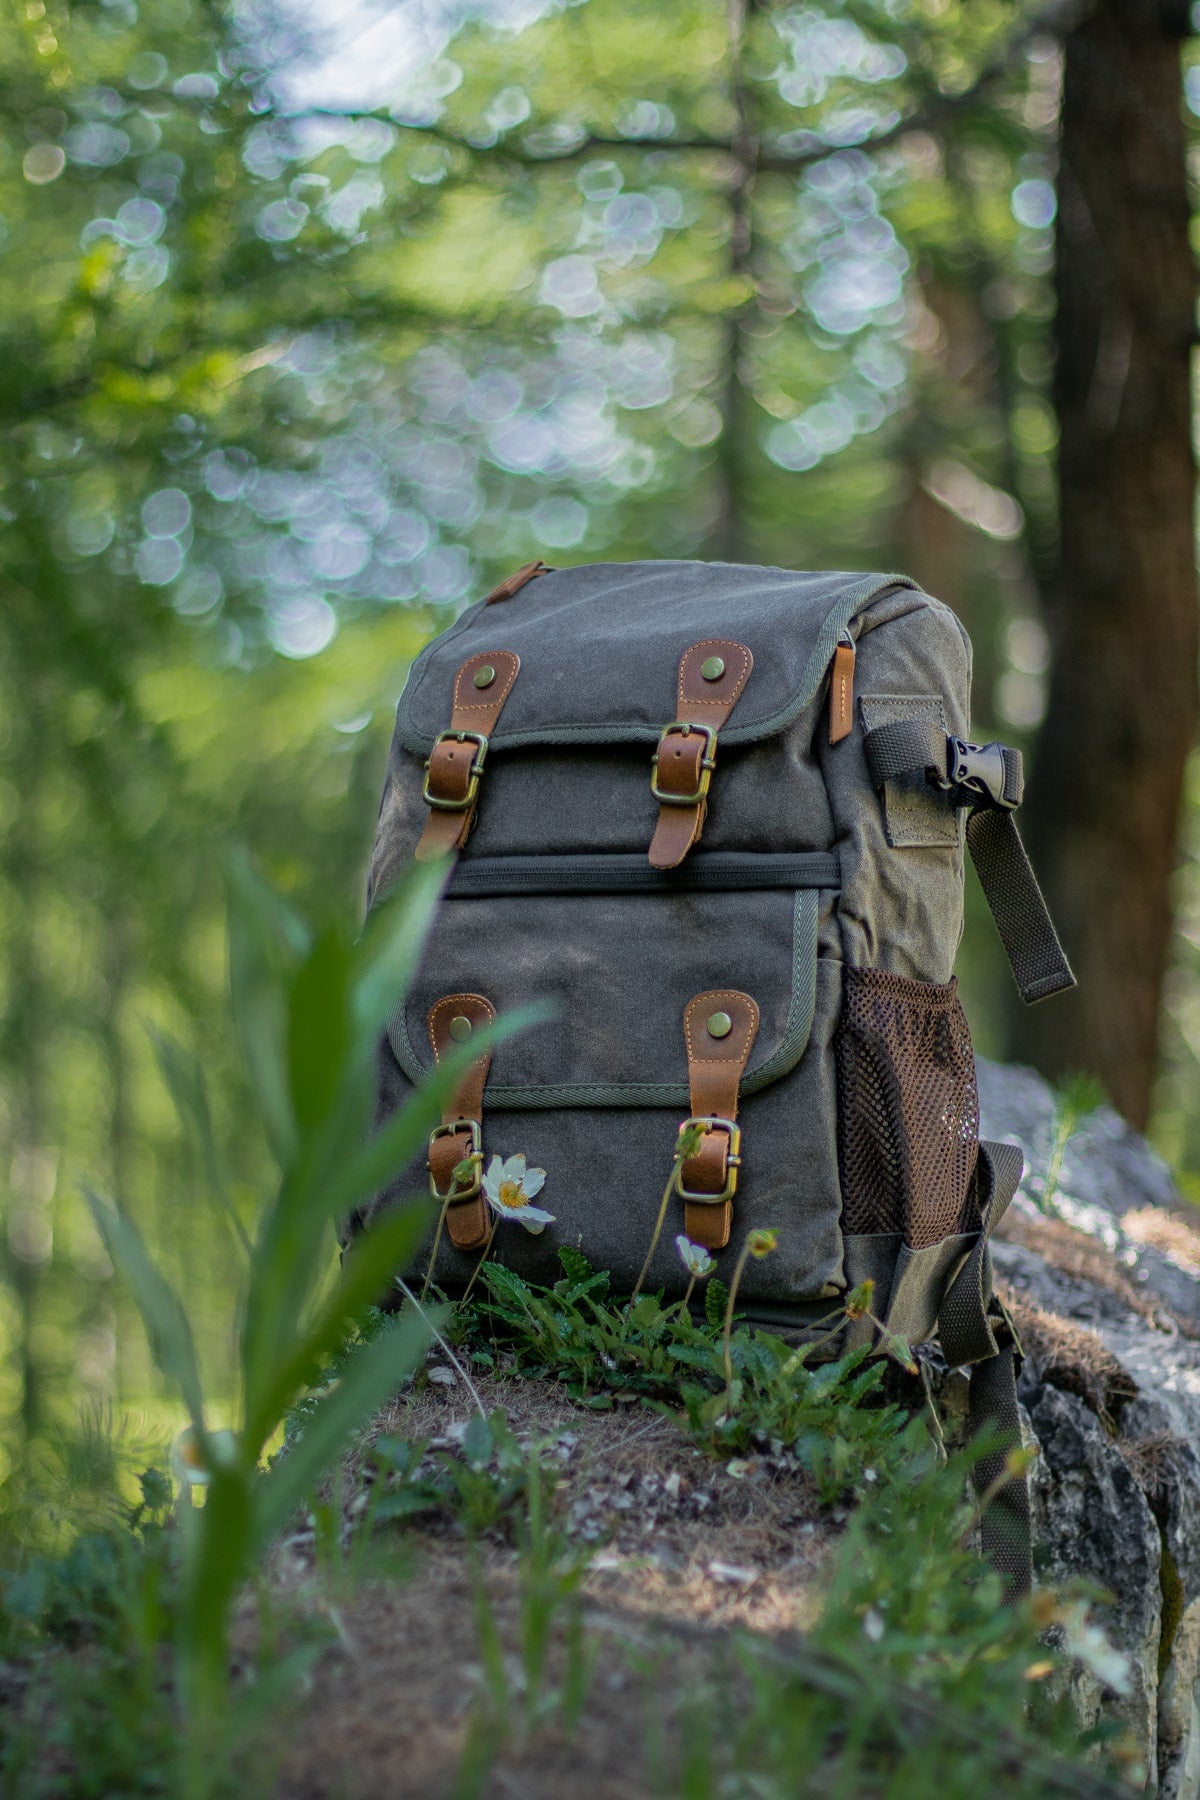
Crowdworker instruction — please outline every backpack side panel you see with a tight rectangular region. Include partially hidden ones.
[820,585,972,983]
[818,587,981,1340]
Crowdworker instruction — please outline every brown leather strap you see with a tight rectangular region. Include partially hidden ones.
[648,640,753,871]
[414,651,520,863]
[675,989,759,1251]
[427,993,496,1251]
[829,635,855,745]
[485,561,552,603]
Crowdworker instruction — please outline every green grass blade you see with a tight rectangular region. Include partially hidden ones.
[84,1189,207,1434]
[239,964,543,1447]
[241,1202,431,1459]
[352,859,450,1041]
[225,851,308,1170]
[254,1307,434,1546]
[146,1025,250,1260]
[286,925,352,1136]
[318,1005,549,1225]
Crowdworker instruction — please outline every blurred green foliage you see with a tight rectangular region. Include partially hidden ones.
[0,0,1198,1520]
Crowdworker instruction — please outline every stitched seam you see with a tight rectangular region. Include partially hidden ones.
[428,996,459,1064]
[389,892,816,1107]
[677,640,753,716]
[683,992,759,1109]
[428,994,495,1063]
[452,691,516,721]
[452,652,519,722]
[396,574,921,753]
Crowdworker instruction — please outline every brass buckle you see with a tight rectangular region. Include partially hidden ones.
[427,1119,483,1201]
[651,722,717,806]
[422,731,489,812]
[672,1115,741,1204]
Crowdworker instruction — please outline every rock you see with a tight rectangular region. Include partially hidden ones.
[979,1057,1200,1338]
[1026,1382,1162,1764]
[1161,1601,1200,1800]
[976,1057,1200,1798]
[977,1059,1184,1224]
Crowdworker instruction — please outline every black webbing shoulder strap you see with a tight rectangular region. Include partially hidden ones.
[940,1138,1031,1603]
[862,718,1074,1005]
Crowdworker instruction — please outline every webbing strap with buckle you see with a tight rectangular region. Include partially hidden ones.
[415,651,520,863]
[426,993,497,1252]
[938,1137,1031,1604]
[674,990,759,1251]
[648,641,753,871]
[862,718,1074,1005]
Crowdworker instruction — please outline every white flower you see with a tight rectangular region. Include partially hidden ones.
[675,1234,715,1278]
[482,1153,554,1234]
[170,1427,237,1489]
[1059,1601,1132,1696]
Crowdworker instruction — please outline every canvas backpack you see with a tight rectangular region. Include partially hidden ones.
[351,558,1074,1597]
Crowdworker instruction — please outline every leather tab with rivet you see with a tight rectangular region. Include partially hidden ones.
[648,640,753,871]
[427,993,496,1252]
[415,651,520,862]
[674,989,759,1252]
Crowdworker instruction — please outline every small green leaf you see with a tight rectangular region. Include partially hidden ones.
[699,1392,727,1428]
[705,1278,729,1330]
[138,1467,172,1511]
[557,1244,593,1286]
[461,1414,493,1466]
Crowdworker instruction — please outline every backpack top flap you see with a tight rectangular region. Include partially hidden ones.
[393,561,919,752]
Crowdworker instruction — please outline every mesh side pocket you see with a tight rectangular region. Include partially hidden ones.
[835,967,981,1248]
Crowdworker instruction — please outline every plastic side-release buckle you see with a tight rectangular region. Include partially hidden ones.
[936,737,1022,812]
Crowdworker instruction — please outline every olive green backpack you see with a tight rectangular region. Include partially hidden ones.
[351,558,1073,1597]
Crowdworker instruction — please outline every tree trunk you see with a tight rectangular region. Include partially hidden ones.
[1011,0,1197,1129]
[709,0,755,563]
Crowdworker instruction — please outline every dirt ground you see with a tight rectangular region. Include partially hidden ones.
[266,1374,838,1798]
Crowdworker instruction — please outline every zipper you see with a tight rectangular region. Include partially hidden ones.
[446,850,839,899]
[828,629,855,746]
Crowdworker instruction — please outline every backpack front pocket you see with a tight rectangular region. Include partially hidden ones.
[371,863,846,1304]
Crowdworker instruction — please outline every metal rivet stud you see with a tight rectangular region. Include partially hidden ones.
[473,664,496,690]
[449,1015,473,1042]
[706,1010,733,1040]
[700,655,726,682]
